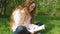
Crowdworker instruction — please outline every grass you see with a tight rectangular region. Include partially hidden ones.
[0,16,60,34]
[35,16,60,34]
[0,17,11,34]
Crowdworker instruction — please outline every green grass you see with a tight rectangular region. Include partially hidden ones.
[0,18,11,34]
[0,16,60,34]
[35,16,60,34]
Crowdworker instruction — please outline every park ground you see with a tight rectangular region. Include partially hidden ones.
[0,16,60,34]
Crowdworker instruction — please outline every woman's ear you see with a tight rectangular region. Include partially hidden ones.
[29,3,35,12]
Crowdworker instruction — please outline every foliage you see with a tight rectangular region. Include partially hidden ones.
[0,0,60,34]
[35,0,60,16]
[5,0,25,15]
[0,0,60,16]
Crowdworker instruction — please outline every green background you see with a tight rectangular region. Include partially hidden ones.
[0,0,60,34]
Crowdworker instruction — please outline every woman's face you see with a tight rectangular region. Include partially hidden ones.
[29,3,35,12]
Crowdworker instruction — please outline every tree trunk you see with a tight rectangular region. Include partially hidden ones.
[1,0,6,16]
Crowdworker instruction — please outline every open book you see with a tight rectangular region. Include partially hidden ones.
[26,24,45,33]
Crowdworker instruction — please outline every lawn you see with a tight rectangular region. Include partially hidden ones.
[0,16,60,34]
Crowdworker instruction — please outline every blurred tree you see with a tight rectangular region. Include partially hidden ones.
[0,0,2,15]
[1,0,7,16]
[35,0,60,16]
[0,0,60,17]
[6,0,25,16]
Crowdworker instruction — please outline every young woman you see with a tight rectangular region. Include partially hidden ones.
[10,0,36,34]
